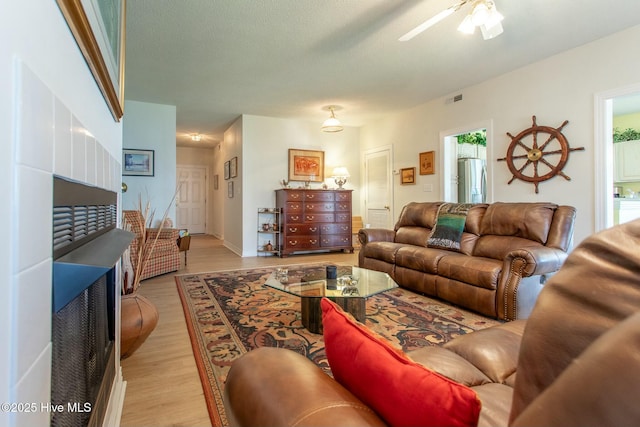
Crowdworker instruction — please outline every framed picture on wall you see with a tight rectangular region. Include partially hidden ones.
[56,0,125,121]
[288,149,325,182]
[419,151,435,175]
[224,160,230,180]
[400,167,416,184]
[123,149,154,176]
[230,156,238,178]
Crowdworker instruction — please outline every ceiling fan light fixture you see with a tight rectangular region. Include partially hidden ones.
[321,106,344,133]
[480,21,503,39]
[470,2,489,26]
[457,15,476,34]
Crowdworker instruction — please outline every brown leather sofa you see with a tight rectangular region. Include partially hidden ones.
[358,202,576,320]
[223,219,640,427]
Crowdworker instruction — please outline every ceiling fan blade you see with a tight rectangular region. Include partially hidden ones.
[398,0,469,41]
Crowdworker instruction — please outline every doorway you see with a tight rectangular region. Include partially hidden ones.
[176,165,208,234]
[363,145,393,229]
[440,120,494,203]
[594,84,640,231]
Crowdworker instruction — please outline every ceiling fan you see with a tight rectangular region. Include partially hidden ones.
[399,0,504,41]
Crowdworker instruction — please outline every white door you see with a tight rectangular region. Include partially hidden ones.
[176,166,207,234]
[364,146,393,229]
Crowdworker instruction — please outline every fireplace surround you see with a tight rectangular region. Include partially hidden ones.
[51,176,133,426]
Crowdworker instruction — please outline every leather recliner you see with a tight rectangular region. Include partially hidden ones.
[223,218,640,427]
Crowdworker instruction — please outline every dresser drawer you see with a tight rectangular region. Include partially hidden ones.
[335,212,351,222]
[283,190,305,201]
[284,202,303,212]
[284,236,320,249]
[321,234,352,247]
[304,191,334,202]
[320,223,351,234]
[335,202,351,211]
[304,213,334,223]
[285,213,303,223]
[335,192,351,202]
[305,202,334,213]
[284,224,319,235]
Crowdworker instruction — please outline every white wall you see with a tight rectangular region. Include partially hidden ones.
[122,100,177,224]
[1,1,123,425]
[219,114,360,256]
[361,24,640,247]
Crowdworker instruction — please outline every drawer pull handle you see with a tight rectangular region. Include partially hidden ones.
[289,240,298,246]
[310,227,318,232]
[291,216,299,220]
[306,215,315,220]
[307,194,315,199]
[309,239,318,244]
[289,227,298,232]
[291,194,300,199]
[307,204,314,209]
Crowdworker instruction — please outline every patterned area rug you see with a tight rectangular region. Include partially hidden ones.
[175,263,501,427]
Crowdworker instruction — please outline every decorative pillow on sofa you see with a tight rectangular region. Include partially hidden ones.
[321,298,481,427]
[427,203,473,251]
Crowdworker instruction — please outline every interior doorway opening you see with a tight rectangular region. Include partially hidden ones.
[440,121,493,203]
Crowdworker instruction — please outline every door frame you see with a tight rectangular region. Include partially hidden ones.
[440,119,494,203]
[594,82,640,232]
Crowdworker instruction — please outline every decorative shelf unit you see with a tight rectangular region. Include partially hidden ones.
[257,208,281,256]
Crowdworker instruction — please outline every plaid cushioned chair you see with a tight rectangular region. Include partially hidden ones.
[123,210,181,281]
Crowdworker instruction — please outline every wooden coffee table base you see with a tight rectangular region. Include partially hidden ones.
[301,296,365,334]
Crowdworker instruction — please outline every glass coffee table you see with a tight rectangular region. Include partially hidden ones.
[264,265,398,334]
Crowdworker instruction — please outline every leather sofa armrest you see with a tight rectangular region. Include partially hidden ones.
[358,228,396,246]
[223,347,386,427]
[505,247,568,277]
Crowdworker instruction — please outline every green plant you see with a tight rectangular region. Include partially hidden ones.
[457,130,487,146]
[613,127,640,142]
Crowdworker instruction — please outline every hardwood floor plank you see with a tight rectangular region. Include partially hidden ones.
[120,235,358,426]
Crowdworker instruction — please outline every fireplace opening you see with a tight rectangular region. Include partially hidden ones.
[51,176,134,427]
[51,269,115,427]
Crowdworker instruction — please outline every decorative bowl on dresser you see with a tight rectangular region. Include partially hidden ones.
[276,189,354,257]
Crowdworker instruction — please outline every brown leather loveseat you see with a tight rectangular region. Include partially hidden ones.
[359,202,576,320]
[223,219,640,427]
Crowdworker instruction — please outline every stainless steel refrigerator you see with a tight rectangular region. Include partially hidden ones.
[457,158,486,203]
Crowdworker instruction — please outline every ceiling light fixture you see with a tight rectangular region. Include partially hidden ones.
[458,0,504,40]
[399,0,504,42]
[321,106,344,133]
[191,133,202,142]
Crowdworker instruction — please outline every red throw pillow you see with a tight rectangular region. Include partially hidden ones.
[321,298,481,427]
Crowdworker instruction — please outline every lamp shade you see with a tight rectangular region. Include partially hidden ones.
[322,107,344,132]
[332,167,350,177]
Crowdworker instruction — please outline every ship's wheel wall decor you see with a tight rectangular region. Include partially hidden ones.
[497,115,585,193]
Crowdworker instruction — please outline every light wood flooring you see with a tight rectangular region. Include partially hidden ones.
[120,235,358,427]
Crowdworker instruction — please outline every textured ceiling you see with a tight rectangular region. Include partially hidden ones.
[124,0,640,146]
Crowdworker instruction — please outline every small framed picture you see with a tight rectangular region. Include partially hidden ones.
[228,181,234,198]
[400,167,416,184]
[419,151,435,175]
[224,161,230,180]
[230,156,238,178]
[123,149,154,176]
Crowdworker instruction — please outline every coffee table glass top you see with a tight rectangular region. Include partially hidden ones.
[264,265,398,298]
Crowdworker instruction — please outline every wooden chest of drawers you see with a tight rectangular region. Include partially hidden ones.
[276,189,353,257]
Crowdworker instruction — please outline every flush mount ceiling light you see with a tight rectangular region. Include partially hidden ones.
[399,0,504,42]
[321,106,344,133]
[191,133,202,142]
